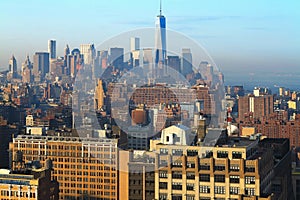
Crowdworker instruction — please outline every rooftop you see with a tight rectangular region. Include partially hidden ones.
[14,134,118,144]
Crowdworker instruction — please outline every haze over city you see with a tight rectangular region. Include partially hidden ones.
[2,1,300,200]
[1,0,300,80]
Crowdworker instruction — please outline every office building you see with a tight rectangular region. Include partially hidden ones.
[33,52,49,80]
[10,135,119,200]
[130,37,140,52]
[8,55,17,78]
[80,44,96,65]
[109,47,124,69]
[167,55,181,73]
[151,128,294,200]
[181,48,193,76]
[48,40,56,59]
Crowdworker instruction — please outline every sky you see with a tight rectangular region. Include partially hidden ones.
[1,0,300,77]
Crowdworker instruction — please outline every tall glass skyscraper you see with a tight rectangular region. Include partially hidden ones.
[154,0,166,69]
[48,39,56,59]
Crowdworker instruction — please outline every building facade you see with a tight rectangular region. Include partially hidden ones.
[151,134,293,200]
[10,135,119,200]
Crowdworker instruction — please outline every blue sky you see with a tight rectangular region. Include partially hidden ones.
[1,0,300,74]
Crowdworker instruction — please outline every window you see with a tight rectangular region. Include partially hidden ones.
[245,166,255,173]
[159,182,168,189]
[159,193,167,200]
[230,187,240,195]
[186,161,195,168]
[199,185,210,193]
[186,183,194,190]
[245,176,255,184]
[214,165,225,171]
[232,151,242,159]
[172,171,182,179]
[166,136,169,142]
[229,175,240,183]
[159,170,168,178]
[217,151,228,158]
[245,188,255,196]
[230,164,240,172]
[172,161,182,167]
[214,175,225,183]
[172,194,182,200]
[187,150,198,156]
[199,164,209,171]
[172,182,182,190]
[205,150,213,158]
[160,148,168,155]
[186,195,195,200]
[160,159,168,167]
[172,149,183,156]
[214,186,225,194]
[199,174,210,182]
[186,172,195,179]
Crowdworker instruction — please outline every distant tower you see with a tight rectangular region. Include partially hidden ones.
[167,55,181,73]
[64,44,70,56]
[130,37,140,52]
[109,47,124,69]
[94,79,105,110]
[64,44,70,69]
[8,55,17,78]
[22,55,33,83]
[22,55,32,71]
[181,48,193,76]
[154,0,167,75]
[33,52,50,80]
[80,44,95,65]
[48,39,56,59]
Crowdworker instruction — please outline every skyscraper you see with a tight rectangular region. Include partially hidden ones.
[48,39,56,59]
[21,55,32,83]
[181,48,193,76]
[154,0,167,70]
[167,55,181,73]
[130,37,140,52]
[8,55,17,78]
[109,47,124,69]
[33,52,49,80]
[80,44,95,65]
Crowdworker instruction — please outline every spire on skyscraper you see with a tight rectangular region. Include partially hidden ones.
[160,0,162,16]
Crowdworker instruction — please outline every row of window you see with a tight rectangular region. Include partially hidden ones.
[159,194,195,200]
[0,190,36,198]
[15,144,116,152]
[199,186,254,195]
[159,148,243,159]
[159,160,255,173]
[159,170,256,184]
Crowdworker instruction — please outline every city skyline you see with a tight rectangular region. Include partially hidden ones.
[1,0,300,75]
